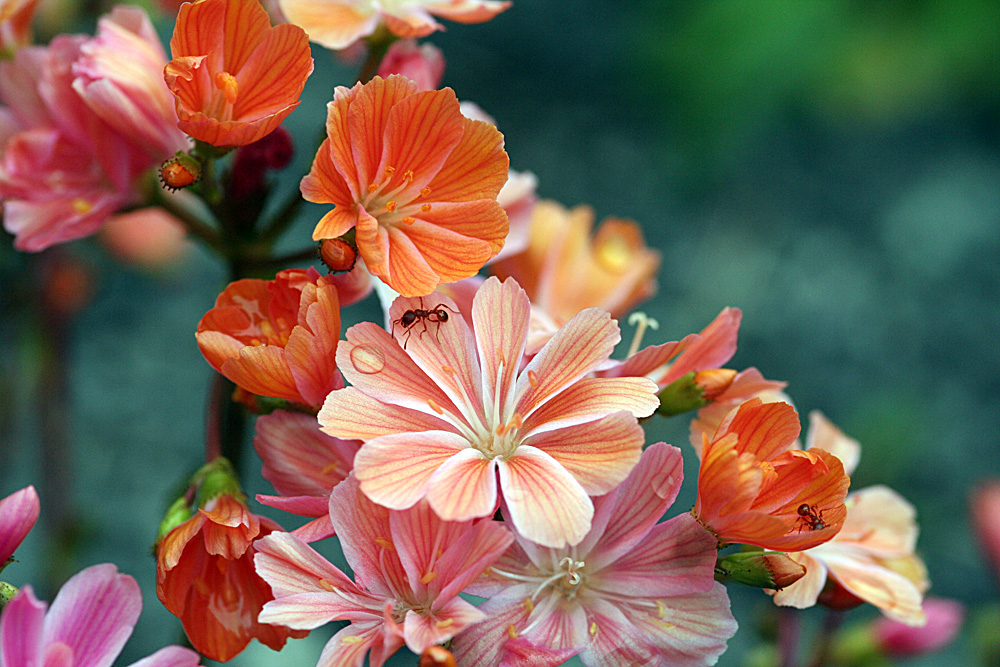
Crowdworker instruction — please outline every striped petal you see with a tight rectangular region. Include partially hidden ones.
[520,376,659,437]
[425,448,498,521]
[319,387,452,440]
[352,431,467,510]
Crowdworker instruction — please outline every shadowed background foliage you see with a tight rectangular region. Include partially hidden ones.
[2,0,998,665]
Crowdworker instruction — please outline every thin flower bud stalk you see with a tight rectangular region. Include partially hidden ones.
[972,480,1000,585]
[714,551,806,590]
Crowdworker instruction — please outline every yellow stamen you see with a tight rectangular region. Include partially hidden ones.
[427,398,444,415]
[420,187,431,198]
[435,618,454,629]
[71,198,93,215]
[320,461,341,476]
[385,200,398,212]
[527,370,539,389]
[375,536,394,551]
[441,365,455,375]
[250,338,262,346]
[341,636,365,645]
[523,597,534,613]
[507,624,518,639]
[656,600,667,618]
[420,571,437,584]
[384,166,395,178]
[318,578,338,592]
[589,621,598,636]
[368,183,378,193]
[213,71,239,105]
[403,169,414,181]
[402,216,415,225]
[421,204,432,212]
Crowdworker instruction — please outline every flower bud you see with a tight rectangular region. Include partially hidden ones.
[377,40,445,92]
[972,480,1000,583]
[656,372,710,417]
[319,238,358,273]
[715,551,806,590]
[159,151,201,191]
[873,598,963,657]
[0,581,18,609]
[419,645,457,667]
[693,368,737,400]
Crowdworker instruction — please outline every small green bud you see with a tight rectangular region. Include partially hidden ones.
[656,372,709,417]
[196,457,244,506]
[156,495,195,546]
[0,581,19,609]
[715,551,806,590]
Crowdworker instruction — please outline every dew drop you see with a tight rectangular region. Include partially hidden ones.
[350,344,385,374]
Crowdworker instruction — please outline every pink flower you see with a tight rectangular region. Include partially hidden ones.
[873,597,963,657]
[279,0,511,51]
[0,563,201,667]
[0,485,39,566]
[254,409,360,542]
[319,276,659,547]
[377,39,445,92]
[452,444,737,667]
[771,413,928,625]
[0,8,185,252]
[254,474,513,667]
[972,480,1000,585]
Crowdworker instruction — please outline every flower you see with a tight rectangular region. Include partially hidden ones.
[279,0,511,51]
[300,75,509,297]
[693,399,851,551]
[98,207,188,269]
[196,268,346,410]
[254,409,360,542]
[254,474,513,667]
[771,412,928,624]
[490,200,660,344]
[972,480,1000,585]
[0,8,186,252]
[0,0,41,57]
[377,39,445,92]
[156,492,305,661]
[0,486,39,567]
[452,443,737,667]
[873,597,962,657]
[1,563,201,667]
[319,276,659,547]
[165,0,313,147]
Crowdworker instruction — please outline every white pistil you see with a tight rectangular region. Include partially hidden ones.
[627,311,659,358]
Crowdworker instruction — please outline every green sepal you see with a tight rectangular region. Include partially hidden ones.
[0,581,18,610]
[656,371,709,417]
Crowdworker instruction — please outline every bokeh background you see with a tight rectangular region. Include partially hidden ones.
[2,0,998,665]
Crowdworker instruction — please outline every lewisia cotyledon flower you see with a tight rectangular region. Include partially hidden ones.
[254,474,514,667]
[452,443,737,667]
[319,276,659,548]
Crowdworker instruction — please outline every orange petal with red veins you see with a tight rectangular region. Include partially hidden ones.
[397,217,496,284]
[425,118,509,202]
[525,412,643,495]
[353,431,466,509]
[347,75,421,190]
[382,11,440,39]
[426,449,498,521]
[695,435,762,522]
[220,345,300,403]
[722,399,801,460]
[384,226,442,297]
[355,206,390,276]
[498,445,593,548]
[413,199,509,254]
[323,89,362,200]
[278,0,378,50]
[232,24,312,120]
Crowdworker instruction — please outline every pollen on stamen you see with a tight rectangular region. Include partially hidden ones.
[656,600,668,618]
[527,370,539,388]
[384,166,395,178]
[435,618,455,630]
[341,636,365,645]
[250,338,262,346]
[403,169,414,181]
[427,398,444,414]
[495,348,507,365]
[523,597,534,613]
[421,204,432,212]
[402,216,415,225]
[496,422,508,436]
[318,578,338,592]
[589,621,598,636]
[507,624,518,639]
[213,71,239,105]
[375,536,395,551]
[385,200,398,212]
[441,365,455,375]
[420,187,431,198]
[420,571,437,584]
[320,461,341,476]
[368,183,378,193]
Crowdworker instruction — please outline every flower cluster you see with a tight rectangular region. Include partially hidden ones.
[1,1,939,666]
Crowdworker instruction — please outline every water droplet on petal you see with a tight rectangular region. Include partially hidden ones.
[651,472,675,499]
[350,344,385,374]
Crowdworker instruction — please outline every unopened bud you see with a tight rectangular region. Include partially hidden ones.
[419,645,457,667]
[656,372,709,417]
[715,551,806,590]
[155,495,194,547]
[319,238,357,273]
[693,368,737,400]
[159,151,201,191]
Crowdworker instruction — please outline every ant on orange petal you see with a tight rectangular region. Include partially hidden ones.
[391,297,457,349]
[794,503,829,532]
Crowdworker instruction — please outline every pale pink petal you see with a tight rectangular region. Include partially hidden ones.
[770,552,828,609]
[335,322,461,420]
[498,446,593,548]
[592,515,717,598]
[602,334,697,380]
[254,410,359,498]
[576,598,660,667]
[319,387,453,440]
[836,486,917,556]
[522,592,589,651]
[620,583,737,667]
[256,494,329,518]
[316,623,381,667]
[688,368,787,455]
[352,431,466,510]
[434,518,514,602]
[125,646,201,667]
[402,596,484,653]
[581,443,684,563]
[805,411,861,476]
[0,585,46,666]
[290,514,335,543]
[425,448,498,520]
[0,485,39,563]
[278,0,378,51]
[326,476,399,598]
[254,532,356,597]
[525,412,643,495]
[514,308,620,418]
[519,377,659,436]
[44,564,141,667]
[450,588,533,667]
[820,551,926,624]
[499,639,576,667]
[472,276,530,414]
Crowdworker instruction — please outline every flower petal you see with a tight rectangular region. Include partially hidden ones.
[520,377,659,437]
[319,387,453,440]
[770,552,828,609]
[347,75,420,193]
[353,431,467,510]
[402,597,484,654]
[0,485,39,564]
[423,116,508,202]
[278,0,378,51]
[471,276,530,414]
[425,448,498,521]
[498,446,593,548]
[659,307,741,385]
[254,410,358,498]
[0,585,46,666]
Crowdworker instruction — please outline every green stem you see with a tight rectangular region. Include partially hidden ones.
[257,184,305,246]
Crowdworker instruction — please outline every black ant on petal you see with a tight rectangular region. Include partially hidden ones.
[794,503,828,532]
[391,297,458,349]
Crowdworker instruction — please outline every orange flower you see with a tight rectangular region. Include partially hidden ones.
[196,268,342,410]
[301,75,509,297]
[165,0,313,147]
[693,399,850,551]
[490,200,660,327]
[156,493,306,661]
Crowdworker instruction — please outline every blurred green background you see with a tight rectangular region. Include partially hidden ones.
[2,0,999,665]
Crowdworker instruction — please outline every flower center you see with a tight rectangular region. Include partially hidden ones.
[361,167,433,227]
[208,70,239,121]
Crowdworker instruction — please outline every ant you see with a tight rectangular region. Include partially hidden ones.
[794,503,828,532]
[391,297,457,349]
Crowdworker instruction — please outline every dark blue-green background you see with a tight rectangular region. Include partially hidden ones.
[2,1,998,665]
